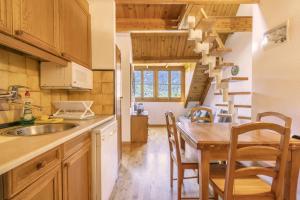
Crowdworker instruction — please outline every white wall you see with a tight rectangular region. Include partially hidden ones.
[116,33,132,142]
[204,5,253,123]
[252,0,300,136]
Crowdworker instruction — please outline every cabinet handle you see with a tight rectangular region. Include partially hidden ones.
[36,161,47,170]
[64,162,70,168]
[15,30,24,36]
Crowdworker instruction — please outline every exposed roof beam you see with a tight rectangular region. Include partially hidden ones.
[116,0,260,4]
[177,5,193,30]
[133,57,200,64]
[198,16,252,32]
[117,18,178,32]
[118,16,252,33]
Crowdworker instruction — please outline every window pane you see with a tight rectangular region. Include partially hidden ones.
[158,71,169,97]
[134,71,141,97]
[144,71,154,97]
[158,85,168,97]
[171,71,181,84]
[158,71,168,84]
[171,85,181,97]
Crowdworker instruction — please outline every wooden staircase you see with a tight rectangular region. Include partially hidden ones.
[184,64,210,108]
[182,8,252,122]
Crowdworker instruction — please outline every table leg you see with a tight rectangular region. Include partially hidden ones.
[286,149,300,200]
[198,149,210,200]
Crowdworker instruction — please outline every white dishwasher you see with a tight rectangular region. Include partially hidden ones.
[91,119,118,200]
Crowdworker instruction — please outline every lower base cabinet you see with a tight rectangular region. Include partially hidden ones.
[4,133,91,200]
[11,165,62,200]
[62,144,91,200]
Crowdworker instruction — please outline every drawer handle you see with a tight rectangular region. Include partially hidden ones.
[36,161,47,170]
[15,30,24,36]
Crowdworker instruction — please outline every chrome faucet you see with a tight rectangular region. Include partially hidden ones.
[0,85,29,102]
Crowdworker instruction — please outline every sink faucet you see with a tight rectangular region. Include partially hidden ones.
[0,85,29,102]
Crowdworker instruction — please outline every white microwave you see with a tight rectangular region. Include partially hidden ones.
[40,62,93,90]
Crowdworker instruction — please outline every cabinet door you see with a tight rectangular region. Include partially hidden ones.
[12,0,60,55]
[60,0,91,68]
[62,143,91,200]
[0,0,12,35]
[11,165,62,200]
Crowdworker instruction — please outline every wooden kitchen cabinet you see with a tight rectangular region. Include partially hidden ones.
[62,135,91,200]
[12,0,60,55]
[0,0,12,35]
[10,165,62,200]
[60,0,91,68]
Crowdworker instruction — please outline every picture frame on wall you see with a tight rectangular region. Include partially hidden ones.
[262,20,289,50]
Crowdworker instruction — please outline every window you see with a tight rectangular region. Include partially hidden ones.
[133,66,185,102]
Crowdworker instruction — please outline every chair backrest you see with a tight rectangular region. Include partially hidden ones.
[224,122,291,200]
[190,107,213,123]
[257,111,292,128]
[165,112,182,166]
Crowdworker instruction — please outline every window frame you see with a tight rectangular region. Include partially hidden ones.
[134,66,185,102]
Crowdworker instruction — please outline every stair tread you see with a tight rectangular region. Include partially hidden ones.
[215,63,235,69]
[221,77,248,82]
[214,91,251,95]
[215,104,252,108]
[238,116,252,120]
[210,48,232,56]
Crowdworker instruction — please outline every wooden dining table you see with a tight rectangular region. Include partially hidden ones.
[176,121,300,200]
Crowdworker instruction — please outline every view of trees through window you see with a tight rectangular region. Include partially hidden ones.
[133,67,184,101]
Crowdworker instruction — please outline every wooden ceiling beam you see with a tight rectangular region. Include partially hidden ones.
[133,57,200,64]
[117,18,178,32]
[116,0,260,4]
[118,16,252,33]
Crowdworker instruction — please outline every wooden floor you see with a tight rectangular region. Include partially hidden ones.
[110,127,200,200]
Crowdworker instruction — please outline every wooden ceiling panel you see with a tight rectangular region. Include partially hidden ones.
[131,32,202,63]
[116,4,185,19]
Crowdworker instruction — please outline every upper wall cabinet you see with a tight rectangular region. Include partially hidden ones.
[12,0,60,55]
[60,0,91,69]
[0,0,12,35]
[90,0,115,70]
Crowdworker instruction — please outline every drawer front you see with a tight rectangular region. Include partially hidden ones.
[4,146,61,199]
[62,132,91,160]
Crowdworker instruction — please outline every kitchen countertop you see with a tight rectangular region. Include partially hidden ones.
[0,115,114,175]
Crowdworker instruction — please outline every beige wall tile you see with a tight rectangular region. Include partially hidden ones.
[8,52,26,73]
[101,71,114,83]
[0,70,9,90]
[31,92,41,107]
[91,83,102,94]
[93,71,102,83]
[92,104,102,114]
[26,57,39,76]
[41,91,51,107]
[102,105,114,115]
[27,75,40,91]
[102,83,114,94]
[101,94,114,105]
[0,49,9,71]
[8,72,27,87]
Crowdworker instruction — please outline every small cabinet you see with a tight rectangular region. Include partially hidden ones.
[62,133,91,200]
[12,0,60,55]
[60,0,91,69]
[131,111,149,143]
[10,165,62,200]
[0,0,12,35]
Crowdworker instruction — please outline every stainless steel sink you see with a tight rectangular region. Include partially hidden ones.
[3,123,78,136]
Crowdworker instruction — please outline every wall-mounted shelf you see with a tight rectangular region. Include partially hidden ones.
[215,104,252,108]
[214,91,251,96]
[221,77,248,83]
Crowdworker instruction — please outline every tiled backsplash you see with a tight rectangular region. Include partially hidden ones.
[68,71,115,115]
[0,48,114,124]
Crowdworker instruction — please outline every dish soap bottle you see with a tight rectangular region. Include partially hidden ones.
[23,90,33,122]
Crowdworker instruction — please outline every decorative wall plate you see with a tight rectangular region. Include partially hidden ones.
[231,65,239,76]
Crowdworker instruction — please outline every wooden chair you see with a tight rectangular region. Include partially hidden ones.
[165,112,199,200]
[257,111,292,128]
[209,122,291,200]
[190,107,214,123]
